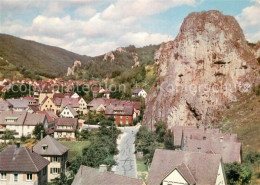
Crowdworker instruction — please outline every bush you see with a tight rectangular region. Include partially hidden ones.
[224,162,252,185]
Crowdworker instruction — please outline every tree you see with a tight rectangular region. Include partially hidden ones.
[135,126,157,164]
[224,162,252,185]
[164,130,174,150]
[154,121,167,142]
[33,124,46,140]
[1,129,15,143]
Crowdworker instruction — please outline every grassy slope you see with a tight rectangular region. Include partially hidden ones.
[219,93,260,153]
[0,34,89,78]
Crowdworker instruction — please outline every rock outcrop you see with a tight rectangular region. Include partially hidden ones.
[103,52,115,62]
[66,60,82,76]
[144,10,259,130]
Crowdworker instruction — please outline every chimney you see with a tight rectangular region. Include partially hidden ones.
[40,130,44,140]
[197,147,201,152]
[99,164,107,173]
[16,142,20,148]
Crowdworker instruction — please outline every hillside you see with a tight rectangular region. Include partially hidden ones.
[0,34,90,79]
[71,45,159,81]
[219,92,260,153]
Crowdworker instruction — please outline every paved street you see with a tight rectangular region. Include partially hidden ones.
[114,125,140,178]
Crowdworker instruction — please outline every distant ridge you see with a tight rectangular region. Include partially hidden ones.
[0,34,90,79]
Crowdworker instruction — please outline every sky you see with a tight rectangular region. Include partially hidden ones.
[0,0,260,56]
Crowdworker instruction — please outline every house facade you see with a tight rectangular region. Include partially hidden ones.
[105,105,134,125]
[132,88,147,98]
[33,135,69,182]
[60,105,78,118]
[54,118,78,140]
[0,111,47,138]
[40,96,57,114]
[0,144,49,185]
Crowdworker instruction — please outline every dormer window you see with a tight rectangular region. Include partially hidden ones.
[203,136,206,140]
[220,137,224,142]
[42,144,48,151]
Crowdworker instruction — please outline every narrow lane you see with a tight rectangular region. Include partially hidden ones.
[114,126,140,178]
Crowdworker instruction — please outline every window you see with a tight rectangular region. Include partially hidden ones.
[53,157,58,162]
[126,116,128,119]
[14,174,18,182]
[51,168,60,174]
[1,173,7,180]
[26,173,32,181]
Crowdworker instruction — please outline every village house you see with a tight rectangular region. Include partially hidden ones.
[132,88,147,98]
[0,143,50,185]
[6,98,30,111]
[37,111,59,131]
[183,139,242,163]
[54,118,78,140]
[87,98,116,113]
[60,105,78,118]
[0,111,48,138]
[105,104,135,125]
[33,135,69,182]
[171,126,242,163]
[40,96,58,114]
[147,149,227,185]
[72,165,145,185]
[34,86,54,103]
[171,126,238,150]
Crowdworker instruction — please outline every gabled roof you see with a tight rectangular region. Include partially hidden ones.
[132,88,144,94]
[54,118,78,132]
[183,139,241,163]
[66,105,78,116]
[24,113,46,126]
[61,97,79,108]
[0,145,50,172]
[37,111,58,123]
[6,98,29,108]
[105,105,134,116]
[0,111,46,126]
[33,135,69,156]
[147,149,222,185]
[72,165,144,185]
[0,111,27,125]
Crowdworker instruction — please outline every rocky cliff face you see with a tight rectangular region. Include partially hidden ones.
[144,10,260,130]
[67,60,82,76]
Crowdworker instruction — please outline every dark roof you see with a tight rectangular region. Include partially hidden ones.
[54,118,78,132]
[183,139,241,163]
[24,113,46,126]
[53,93,65,99]
[37,111,58,123]
[0,145,49,172]
[147,149,222,185]
[72,165,144,185]
[132,88,143,94]
[28,105,40,113]
[6,99,29,108]
[33,135,69,156]
[105,105,134,116]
